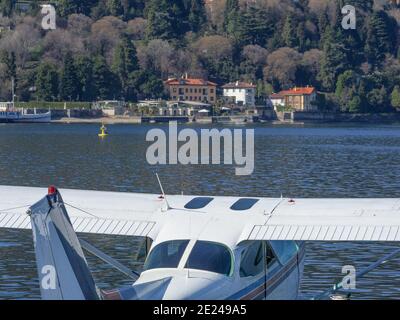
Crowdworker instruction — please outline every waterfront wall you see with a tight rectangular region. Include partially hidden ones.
[275,111,400,123]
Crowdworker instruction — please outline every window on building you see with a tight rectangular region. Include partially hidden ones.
[210,89,214,93]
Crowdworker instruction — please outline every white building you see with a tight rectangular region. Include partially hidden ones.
[222,81,256,107]
[269,93,285,108]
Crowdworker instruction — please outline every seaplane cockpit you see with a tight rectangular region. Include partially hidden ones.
[1,184,400,300]
[128,239,303,300]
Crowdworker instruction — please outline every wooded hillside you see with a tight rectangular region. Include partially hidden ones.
[0,0,400,112]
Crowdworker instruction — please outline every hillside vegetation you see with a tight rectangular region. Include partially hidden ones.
[0,0,400,112]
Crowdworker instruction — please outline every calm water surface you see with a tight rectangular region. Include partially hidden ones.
[1,123,400,300]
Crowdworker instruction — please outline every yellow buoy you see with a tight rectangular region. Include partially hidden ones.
[98,124,108,138]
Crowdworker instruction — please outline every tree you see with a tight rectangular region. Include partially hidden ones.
[60,53,79,101]
[187,0,206,33]
[0,0,14,16]
[75,56,95,101]
[348,95,362,113]
[35,63,59,101]
[239,5,273,47]
[282,13,298,48]
[0,51,16,80]
[112,35,139,100]
[335,70,358,111]
[366,87,389,112]
[58,0,78,17]
[131,70,164,100]
[224,0,240,37]
[318,26,349,91]
[92,56,120,100]
[145,0,176,40]
[391,86,400,110]
[264,47,302,89]
[107,0,123,16]
[365,11,397,68]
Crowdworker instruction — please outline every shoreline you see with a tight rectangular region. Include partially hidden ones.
[49,116,400,125]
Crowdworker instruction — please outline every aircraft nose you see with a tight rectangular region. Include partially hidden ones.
[161,275,216,300]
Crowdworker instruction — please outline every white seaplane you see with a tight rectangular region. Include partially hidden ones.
[1,181,400,300]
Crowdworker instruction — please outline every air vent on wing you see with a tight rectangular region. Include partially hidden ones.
[184,197,214,209]
[230,198,259,211]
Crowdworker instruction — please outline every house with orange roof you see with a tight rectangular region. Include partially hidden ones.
[164,75,217,105]
[270,86,317,112]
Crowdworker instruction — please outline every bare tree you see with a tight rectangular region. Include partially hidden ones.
[264,47,302,88]
[193,35,233,61]
[137,39,174,78]
[126,18,147,40]
[68,14,93,36]
[90,16,126,63]
[0,16,40,69]
[42,29,85,65]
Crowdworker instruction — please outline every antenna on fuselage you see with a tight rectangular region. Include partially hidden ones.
[156,173,171,211]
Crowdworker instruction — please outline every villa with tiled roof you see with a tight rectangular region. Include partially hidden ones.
[270,86,317,112]
[164,75,217,104]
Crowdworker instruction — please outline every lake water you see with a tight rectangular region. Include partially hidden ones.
[1,122,400,300]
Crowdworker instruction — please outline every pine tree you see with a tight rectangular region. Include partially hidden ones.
[240,6,273,47]
[224,0,240,36]
[75,56,95,102]
[365,11,396,67]
[282,13,298,48]
[93,56,120,100]
[145,0,175,40]
[188,0,206,33]
[35,63,59,101]
[318,27,349,91]
[60,53,79,101]
[112,35,139,100]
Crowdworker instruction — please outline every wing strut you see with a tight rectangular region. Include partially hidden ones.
[314,248,400,300]
[80,239,140,281]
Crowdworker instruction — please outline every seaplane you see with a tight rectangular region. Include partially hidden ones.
[1,179,400,300]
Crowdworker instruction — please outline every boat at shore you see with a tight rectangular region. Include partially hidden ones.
[0,78,51,123]
[0,110,51,123]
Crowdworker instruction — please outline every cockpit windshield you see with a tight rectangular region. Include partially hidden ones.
[143,240,189,271]
[185,241,232,276]
[143,240,233,276]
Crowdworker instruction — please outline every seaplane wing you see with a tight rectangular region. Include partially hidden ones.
[1,185,400,242]
[0,186,162,238]
[244,198,400,242]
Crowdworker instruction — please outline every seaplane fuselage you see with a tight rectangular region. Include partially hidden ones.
[129,239,306,300]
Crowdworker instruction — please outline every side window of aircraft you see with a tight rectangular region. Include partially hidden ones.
[143,240,189,271]
[270,241,298,265]
[185,241,232,276]
[239,242,264,278]
[265,241,277,267]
